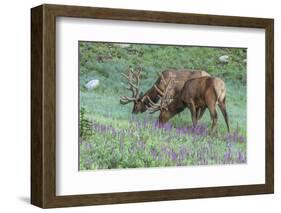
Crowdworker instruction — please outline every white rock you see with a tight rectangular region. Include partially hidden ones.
[243,59,247,63]
[85,79,100,91]
[219,55,229,63]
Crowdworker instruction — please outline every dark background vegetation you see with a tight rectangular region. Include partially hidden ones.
[79,42,246,94]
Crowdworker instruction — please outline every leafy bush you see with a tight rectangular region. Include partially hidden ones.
[79,107,92,140]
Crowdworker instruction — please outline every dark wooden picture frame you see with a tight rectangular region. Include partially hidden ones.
[31,4,274,208]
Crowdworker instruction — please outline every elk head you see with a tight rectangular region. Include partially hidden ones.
[120,68,146,113]
[146,74,176,124]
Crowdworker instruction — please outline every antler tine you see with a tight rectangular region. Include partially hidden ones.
[132,68,141,95]
[120,97,133,105]
[133,68,141,76]
[160,73,167,85]
[153,85,165,96]
[145,92,163,113]
[146,74,175,112]
[157,94,162,99]
[154,73,174,97]
[120,68,141,105]
[121,72,130,81]
[141,94,148,102]
[120,95,137,101]
[162,78,174,101]
[146,96,160,107]
[121,79,137,98]
[130,68,142,97]
[145,96,162,114]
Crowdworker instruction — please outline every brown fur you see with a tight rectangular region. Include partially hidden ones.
[132,69,210,113]
[159,76,230,132]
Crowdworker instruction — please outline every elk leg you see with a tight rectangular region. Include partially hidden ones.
[196,108,201,121]
[197,107,206,120]
[208,105,218,133]
[218,98,230,133]
[190,100,197,128]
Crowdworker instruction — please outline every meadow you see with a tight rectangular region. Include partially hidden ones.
[79,42,247,170]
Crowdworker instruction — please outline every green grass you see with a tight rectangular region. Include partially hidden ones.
[79,42,247,170]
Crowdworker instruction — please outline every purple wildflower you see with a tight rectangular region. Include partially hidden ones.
[137,140,146,150]
[176,127,189,136]
[176,128,181,136]
[84,157,93,169]
[143,119,148,128]
[150,148,157,159]
[161,146,168,154]
[111,128,116,137]
[85,142,92,151]
[152,120,159,129]
[193,124,207,136]
[239,136,245,143]
[225,130,246,144]
[162,122,173,132]
[237,151,246,163]
[171,150,178,161]
[233,130,239,143]
[224,152,231,160]
[178,146,188,161]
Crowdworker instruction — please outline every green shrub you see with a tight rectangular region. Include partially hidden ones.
[79,106,92,139]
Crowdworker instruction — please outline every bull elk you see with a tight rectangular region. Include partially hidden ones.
[120,68,210,115]
[147,76,230,133]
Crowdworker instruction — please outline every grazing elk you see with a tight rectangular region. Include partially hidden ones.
[147,76,230,133]
[120,68,210,115]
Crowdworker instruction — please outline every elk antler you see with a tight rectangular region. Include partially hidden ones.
[146,74,175,113]
[120,68,141,104]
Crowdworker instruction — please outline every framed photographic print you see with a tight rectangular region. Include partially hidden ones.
[31,4,274,208]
